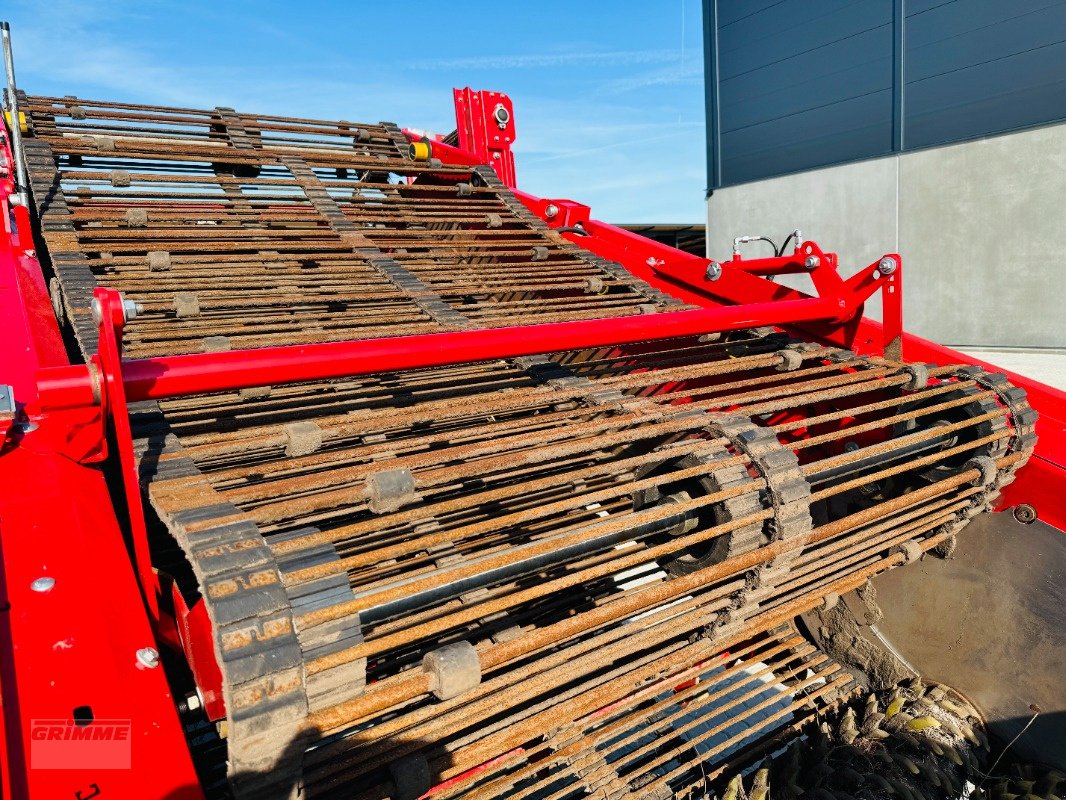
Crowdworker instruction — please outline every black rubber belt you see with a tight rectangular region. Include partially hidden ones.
[131,401,312,799]
[280,155,471,331]
[512,346,814,645]
[380,121,416,162]
[132,416,369,795]
[272,529,367,714]
[930,369,1037,554]
[954,366,1037,477]
[703,414,813,641]
[214,107,260,151]
[470,165,683,310]
[21,136,102,354]
[200,107,265,236]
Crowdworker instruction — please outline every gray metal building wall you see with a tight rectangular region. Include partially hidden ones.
[704,0,1066,349]
[705,0,1066,188]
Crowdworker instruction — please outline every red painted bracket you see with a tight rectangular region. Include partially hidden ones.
[0,125,200,797]
[453,88,517,187]
[512,188,903,360]
[92,289,161,628]
[37,281,859,408]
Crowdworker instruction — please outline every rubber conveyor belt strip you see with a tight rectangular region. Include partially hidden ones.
[20,95,1038,800]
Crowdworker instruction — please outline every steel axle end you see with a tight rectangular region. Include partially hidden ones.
[122,298,143,321]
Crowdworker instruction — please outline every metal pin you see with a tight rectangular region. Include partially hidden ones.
[122,298,142,321]
[1,22,29,209]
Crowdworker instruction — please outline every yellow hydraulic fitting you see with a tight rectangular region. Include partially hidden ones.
[3,109,27,134]
[409,140,431,162]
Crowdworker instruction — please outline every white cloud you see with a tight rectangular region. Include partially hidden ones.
[602,61,703,94]
[408,49,680,71]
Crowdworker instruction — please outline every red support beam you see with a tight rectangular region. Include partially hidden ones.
[401,129,482,167]
[36,295,844,409]
[0,127,201,797]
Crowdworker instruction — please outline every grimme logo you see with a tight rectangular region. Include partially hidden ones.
[31,719,132,769]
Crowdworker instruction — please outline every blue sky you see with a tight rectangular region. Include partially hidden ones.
[4,1,706,223]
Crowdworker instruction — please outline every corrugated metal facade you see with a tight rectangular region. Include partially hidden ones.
[704,0,1066,188]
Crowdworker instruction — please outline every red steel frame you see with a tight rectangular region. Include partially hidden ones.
[0,125,201,798]
[2,87,1064,798]
[452,87,517,187]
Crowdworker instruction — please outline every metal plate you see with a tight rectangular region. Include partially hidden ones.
[871,509,1066,767]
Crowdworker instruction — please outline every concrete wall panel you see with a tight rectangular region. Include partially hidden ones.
[706,123,1066,348]
[899,124,1066,347]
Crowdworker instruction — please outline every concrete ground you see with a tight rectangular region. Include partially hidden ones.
[955,348,1066,393]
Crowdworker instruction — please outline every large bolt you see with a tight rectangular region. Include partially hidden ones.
[31,576,55,592]
[136,647,160,668]
[804,255,820,270]
[1013,504,1037,524]
[705,261,722,281]
[544,204,559,219]
[122,298,142,321]
[878,257,897,275]
[90,297,102,325]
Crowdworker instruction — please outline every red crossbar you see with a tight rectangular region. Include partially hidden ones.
[35,295,841,409]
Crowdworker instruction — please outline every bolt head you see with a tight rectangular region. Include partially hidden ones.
[878,257,897,275]
[1013,504,1037,524]
[544,204,559,219]
[90,297,102,325]
[122,298,141,321]
[804,255,821,270]
[31,577,55,593]
[136,647,160,668]
[705,261,722,282]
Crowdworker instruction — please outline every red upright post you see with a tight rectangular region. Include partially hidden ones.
[453,88,517,186]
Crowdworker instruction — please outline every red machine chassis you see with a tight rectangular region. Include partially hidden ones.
[1,89,1063,799]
